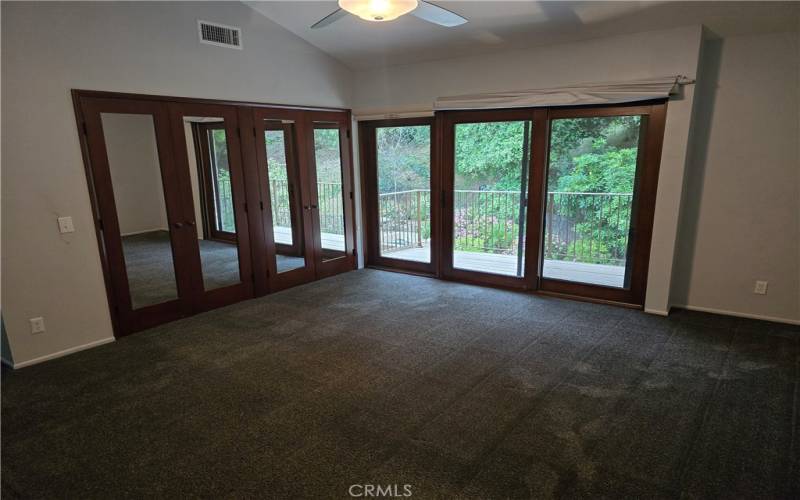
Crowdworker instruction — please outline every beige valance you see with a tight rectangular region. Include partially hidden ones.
[434,76,692,111]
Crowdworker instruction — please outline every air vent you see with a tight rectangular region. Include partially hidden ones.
[198,20,242,49]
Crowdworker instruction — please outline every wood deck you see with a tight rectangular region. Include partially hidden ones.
[385,245,625,288]
[273,227,625,287]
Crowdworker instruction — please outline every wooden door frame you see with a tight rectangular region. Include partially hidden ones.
[74,95,192,335]
[166,101,255,312]
[537,101,667,306]
[359,117,440,276]
[305,110,357,279]
[438,108,545,290]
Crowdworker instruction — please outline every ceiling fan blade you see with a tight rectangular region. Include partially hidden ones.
[412,1,468,27]
[310,8,348,29]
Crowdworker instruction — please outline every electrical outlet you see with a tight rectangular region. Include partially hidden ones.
[29,317,46,334]
[57,216,75,234]
[754,280,768,295]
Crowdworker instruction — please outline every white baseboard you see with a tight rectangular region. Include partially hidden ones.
[121,228,168,237]
[11,337,115,369]
[644,308,670,316]
[672,304,800,326]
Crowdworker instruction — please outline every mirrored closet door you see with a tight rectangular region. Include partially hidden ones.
[76,91,356,336]
[79,96,193,334]
[167,102,254,310]
[253,107,317,291]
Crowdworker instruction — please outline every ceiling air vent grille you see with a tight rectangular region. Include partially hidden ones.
[198,20,242,49]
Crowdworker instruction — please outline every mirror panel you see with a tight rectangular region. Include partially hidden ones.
[101,112,179,309]
[264,119,307,273]
[183,117,242,290]
[312,124,347,261]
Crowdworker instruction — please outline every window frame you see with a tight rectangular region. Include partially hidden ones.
[359,116,440,276]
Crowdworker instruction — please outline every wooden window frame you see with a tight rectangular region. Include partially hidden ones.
[537,101,667,306]
[359,101,667,308]
[359,117,440,276]
[438,108,547,290]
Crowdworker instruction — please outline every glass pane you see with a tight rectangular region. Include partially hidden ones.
[313,124,347,261]
[452,121,532,277]
[376,125,431,263]
[542,115,642,288]
[183,118,241,291]
[265,120,306,273]
[101,112,178,309]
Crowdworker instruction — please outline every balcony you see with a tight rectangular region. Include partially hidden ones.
[270,181,630,288]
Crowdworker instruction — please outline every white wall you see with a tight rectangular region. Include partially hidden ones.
[672,30,800,323]
[102,113,169,235]
[354,25,705,316]
[1,1,353,366]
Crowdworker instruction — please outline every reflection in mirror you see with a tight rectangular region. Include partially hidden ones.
[184,117,241,290]
[101,112,178,309]
[313,124,347,261]
[264,120,306,273]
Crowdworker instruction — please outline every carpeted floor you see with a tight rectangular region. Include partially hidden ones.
[2,269,798,499]
[122,231,304,308]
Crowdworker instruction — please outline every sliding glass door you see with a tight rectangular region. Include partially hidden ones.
[538,104,666,305]
[359,103,665,305]
[440,109,545,289]
[360,118,438,274]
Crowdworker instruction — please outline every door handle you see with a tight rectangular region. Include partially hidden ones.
[173,222,184,229]
[186,221,196,227]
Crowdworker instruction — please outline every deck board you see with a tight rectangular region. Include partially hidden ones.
[386,245,625,288]
[273,227,625,288]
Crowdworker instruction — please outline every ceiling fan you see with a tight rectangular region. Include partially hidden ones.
[311,0,468,28]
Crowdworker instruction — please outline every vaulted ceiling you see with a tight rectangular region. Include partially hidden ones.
[246,1,799,70]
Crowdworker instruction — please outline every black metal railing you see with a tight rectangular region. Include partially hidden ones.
[268,183,632,266]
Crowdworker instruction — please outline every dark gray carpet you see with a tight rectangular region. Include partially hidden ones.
[122,231,303,309]
[2,269,798,499]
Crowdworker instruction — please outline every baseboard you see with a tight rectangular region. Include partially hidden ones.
[1,355,14,368]
[11,337,115,369]
[644,307,670,316]
[672,304,800,326]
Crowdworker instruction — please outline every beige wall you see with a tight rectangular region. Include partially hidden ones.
[672,31,800,323]
[353,25,705,316]
[1,1,353,366]
[102,113,169,235]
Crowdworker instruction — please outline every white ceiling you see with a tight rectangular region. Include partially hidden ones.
[246,1,800,70]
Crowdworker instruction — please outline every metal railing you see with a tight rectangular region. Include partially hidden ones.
[268,183,633,266]
[544,191,632,266]
[378,190,431,253]
[269,179,345,236]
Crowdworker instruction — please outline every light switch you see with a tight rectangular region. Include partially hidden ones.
[57,216,75,234]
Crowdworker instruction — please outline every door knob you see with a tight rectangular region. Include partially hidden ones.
[186,221,196,227]
[173,222,184,229]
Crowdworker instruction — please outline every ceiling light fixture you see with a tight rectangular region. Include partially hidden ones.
[338,0,419,22]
